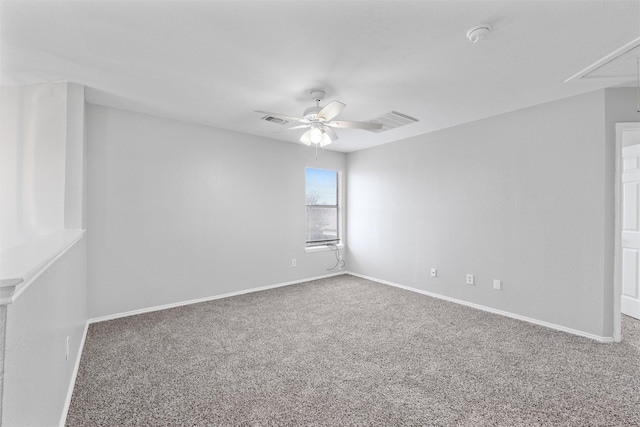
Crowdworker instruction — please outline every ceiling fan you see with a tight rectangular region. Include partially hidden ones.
[255,89,382,147]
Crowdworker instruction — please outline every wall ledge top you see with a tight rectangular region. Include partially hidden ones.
[0,229,85,305]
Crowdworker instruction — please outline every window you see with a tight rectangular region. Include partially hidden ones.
[305,167,339,246]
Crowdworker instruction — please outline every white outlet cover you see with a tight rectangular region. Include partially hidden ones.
[493,279,501,290]
[430,268,437,277]
[466,274,474,285]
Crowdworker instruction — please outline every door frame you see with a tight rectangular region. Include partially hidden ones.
[614,122,640,342]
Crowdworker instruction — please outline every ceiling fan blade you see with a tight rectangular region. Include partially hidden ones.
[317,101,346,121]
[299,130,312,146]
[326,120,383,130]
[254,110,309,123]
[272,124,310,134]
[323,126,338,141]
[284,124,309,131]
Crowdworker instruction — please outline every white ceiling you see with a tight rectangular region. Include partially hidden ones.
[1,0,639,153]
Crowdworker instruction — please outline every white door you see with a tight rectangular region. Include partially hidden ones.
[621,140,640,320]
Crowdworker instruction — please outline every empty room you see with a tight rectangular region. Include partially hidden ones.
[1,0,639,425]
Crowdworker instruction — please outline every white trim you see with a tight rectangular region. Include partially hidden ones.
[615,123,640,341]
[89,272,348,324]
[564,36,640,83]
[348,272,615,343]
[59,321,89,427]
[623,144,640,157]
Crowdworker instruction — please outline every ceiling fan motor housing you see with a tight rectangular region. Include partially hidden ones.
[303,105,322,120]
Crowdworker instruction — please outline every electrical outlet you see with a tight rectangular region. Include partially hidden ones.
[430,268,437,277]
[66,336,70,361]
[291,259,297,267]
[466,274,474,285]
[493,279,501,290]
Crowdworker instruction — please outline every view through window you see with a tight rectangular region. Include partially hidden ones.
[305,168,339,246]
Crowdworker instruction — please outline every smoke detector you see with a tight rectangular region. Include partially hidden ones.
[466,26,491,43]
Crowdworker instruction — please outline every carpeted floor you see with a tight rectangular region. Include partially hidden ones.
[623,314,640,351]
[67,274,640,426]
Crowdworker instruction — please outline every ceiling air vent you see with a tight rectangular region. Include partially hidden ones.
[367,111,418,132]
[261,115,290,125]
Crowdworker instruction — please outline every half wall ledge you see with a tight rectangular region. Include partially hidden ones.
[0,229,85,305]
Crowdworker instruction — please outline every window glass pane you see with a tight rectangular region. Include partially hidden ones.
[306,168,337,206]
[306,207,338,243]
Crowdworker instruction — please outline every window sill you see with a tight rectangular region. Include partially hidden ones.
[304,243,344,254]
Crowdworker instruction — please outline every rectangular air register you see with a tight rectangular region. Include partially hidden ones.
[261,115,289,125]
[367,111,419,132]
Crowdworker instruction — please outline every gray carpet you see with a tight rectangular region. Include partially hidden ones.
[67,275,640,426]
[623,314,640,351]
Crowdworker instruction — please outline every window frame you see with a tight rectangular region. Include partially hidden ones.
[304,167,344,253]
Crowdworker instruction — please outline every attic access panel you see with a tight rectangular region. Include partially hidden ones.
[566,37,640,84]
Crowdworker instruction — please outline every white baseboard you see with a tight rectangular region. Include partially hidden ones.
[89,272,348,324]
[58,270,612,425]
[59,320,89,427]
[61,272,347,425]
[347,272,615,343]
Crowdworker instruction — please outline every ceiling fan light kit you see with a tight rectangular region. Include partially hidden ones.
[255,89,382,148]
[309,126,323,144]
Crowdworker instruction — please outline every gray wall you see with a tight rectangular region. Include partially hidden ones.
[3,238,87,427]
[1,83,68,250]
[0,81,88,426]
[86,105,347,319]
[347,90,613,337]
[605,88,640,148]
